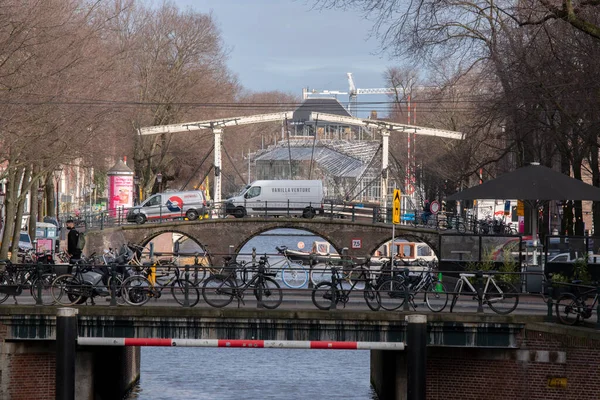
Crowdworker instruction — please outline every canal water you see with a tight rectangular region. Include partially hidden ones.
[127,347,378,399]
[127,229,386,399]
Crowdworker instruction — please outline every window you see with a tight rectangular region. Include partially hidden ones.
[145,195,162,207]
[245,186,261,199]
[417,246,432,257]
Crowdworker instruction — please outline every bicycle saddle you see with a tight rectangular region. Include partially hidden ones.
[571,279,583,285]
[276,246,287,252]
[223,256,232,262]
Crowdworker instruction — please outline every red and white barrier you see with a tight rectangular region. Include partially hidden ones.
[77,337,405,351]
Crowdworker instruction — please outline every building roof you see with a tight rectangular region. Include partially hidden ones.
[254,139,380,178]
[292,98,351,122]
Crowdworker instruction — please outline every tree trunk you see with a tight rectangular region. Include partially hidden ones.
[45,173,55,218]
[11,166,32,263]
[0,168,21,260]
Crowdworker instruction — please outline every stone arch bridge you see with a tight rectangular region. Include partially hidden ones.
[86,219,440,260]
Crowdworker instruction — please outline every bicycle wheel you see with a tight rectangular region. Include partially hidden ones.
[377,278,406,311]
[0,271,12,304]
[311,282,336,310]
[346,266,364,290]
[254,277,283,309]
[309,265,330,286]
[51,274,82,306]
[364,285,380,311]
[424,281,448,312]
[121,275,152,306]
[171,279,200,307]
[281,262,308,289]
[202,275,235,308]
[486,280,519,314]
[30,273,56,305]
[107,274,125,305]
[437,219,448,230]
[449,279,463,312]
[555,293,583,325]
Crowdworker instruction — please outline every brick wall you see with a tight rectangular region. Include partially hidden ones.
[427,328,600,400]
[5,345,55,400]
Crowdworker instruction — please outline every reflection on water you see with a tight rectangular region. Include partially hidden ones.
[127,347,378,400]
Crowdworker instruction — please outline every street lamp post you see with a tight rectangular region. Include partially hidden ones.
[133,176,140,205]
[156,173,163,193]
[37,187,44,222]
[89,183,95,223]
[54,169,62,222]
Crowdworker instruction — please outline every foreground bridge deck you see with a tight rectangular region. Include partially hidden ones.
[2,306,599,346]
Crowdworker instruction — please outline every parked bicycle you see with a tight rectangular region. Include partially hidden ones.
[120,260,200,307]
[450,272,519,314]
[311,263,380,311]
[0,260,56,305]
[202,255,283,309]
[51,263,126,306]
[273,246,309,288]
[555,281,599,325]
[436,213,467,234]
[390,267,449,312]
[309,256,370,287]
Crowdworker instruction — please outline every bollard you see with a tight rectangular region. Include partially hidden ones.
[476,270,484,314]
[109,267,117,307]
[35,263,43,306]
[149,242,154,259]
[372,206,378,224]
[545,274,554,322]
[56,308,78,400]
[100,211,104,230]
[403,267,411,312]
[406,314,427,400]
[352,205,356,222]
[183,265,190,307]
[330,201,334,220]
[287,199,290,218]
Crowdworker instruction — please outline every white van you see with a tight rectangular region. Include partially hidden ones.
[126,191,207,224]
[226,180,323,218]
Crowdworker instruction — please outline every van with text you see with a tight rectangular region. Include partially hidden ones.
[126,190,207,224]
[225,180,324,218]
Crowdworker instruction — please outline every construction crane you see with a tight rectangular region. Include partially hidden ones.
[302,87,348,100]
[347,72,396,116]
[139,111,295,207]
[308,112,464,208]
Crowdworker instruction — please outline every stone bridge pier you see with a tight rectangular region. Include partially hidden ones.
[86,219,440,260]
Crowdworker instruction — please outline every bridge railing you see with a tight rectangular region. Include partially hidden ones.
[2,257,598,329]
[69,201,391,231]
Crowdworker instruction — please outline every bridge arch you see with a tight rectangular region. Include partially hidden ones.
[233,224,343,256]
[86,219,440,262]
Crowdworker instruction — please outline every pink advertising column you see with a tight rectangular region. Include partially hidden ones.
[107,158,134,219]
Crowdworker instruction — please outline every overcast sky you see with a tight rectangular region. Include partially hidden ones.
[160,0,394,99]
